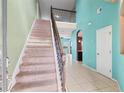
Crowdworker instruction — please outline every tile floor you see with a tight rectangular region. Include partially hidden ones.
[65,62,120,92]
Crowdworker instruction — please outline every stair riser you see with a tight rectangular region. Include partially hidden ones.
[11,20,58,92]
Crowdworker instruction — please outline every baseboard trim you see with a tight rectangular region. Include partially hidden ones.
[8,18,37,91]
[112,79,122,92]
[82,64,122,92]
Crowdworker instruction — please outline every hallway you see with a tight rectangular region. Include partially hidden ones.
[11,20,58,92]
[65,62,120,92]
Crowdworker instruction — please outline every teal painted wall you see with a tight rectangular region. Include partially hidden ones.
[75,0,124,91]
[71,30,78,62]
[8,0,37,77]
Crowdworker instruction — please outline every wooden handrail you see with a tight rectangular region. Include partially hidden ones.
[51,6,66,92]
[52,7,76,13]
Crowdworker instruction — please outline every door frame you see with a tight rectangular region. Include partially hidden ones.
[1,0,8,91]
[96,25,112,78]
[76,30,83,61]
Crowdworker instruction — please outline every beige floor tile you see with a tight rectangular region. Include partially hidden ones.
[101,78,117,87]
[92,80,110,89]
[75,78,89,84]
[88,89,101,92]
[67,85,86,92]
[65,62,119,92]
[66,80,77,86]
[100,86,120,92]
[79,82,98,91]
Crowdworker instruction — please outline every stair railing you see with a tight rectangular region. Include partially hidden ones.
[50,6,66,92]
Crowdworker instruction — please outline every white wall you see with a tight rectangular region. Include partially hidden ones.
[7,0,37,77]
[39,0,75,20]
[56,21,77,38]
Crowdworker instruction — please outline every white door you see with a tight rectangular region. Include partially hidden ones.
[96,25,112,78]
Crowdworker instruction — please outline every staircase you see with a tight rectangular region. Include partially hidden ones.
[11,20,59,92]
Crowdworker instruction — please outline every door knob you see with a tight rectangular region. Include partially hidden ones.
[109,69,111,72]
[97,53,100,55]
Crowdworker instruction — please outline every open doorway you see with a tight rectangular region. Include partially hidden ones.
[77,31,83,62]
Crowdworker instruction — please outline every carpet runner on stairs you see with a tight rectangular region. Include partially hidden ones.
[11,20,58,92]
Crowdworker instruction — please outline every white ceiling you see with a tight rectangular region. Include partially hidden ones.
[39,0,75,19]
[56,21,77,38]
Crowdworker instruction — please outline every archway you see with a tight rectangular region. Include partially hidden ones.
[77,31,83,62]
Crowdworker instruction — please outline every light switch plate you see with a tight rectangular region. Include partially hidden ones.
[97,7,102,14]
